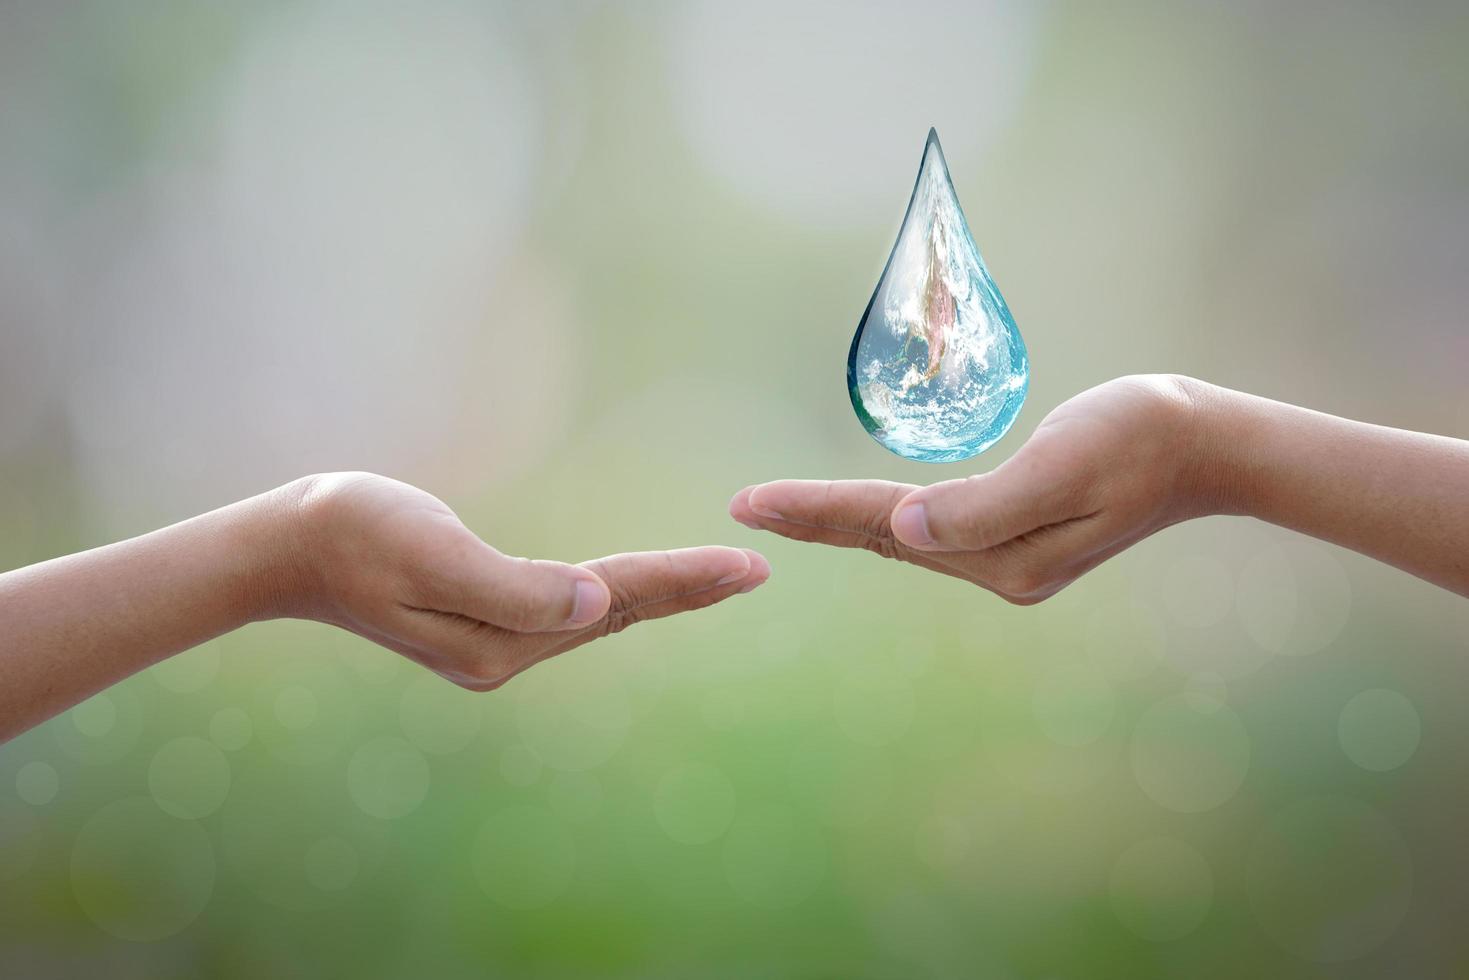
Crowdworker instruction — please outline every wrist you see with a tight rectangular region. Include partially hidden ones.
[237,476,321,623]
[1170,376,1270,519]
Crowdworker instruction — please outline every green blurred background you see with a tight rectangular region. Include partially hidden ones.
[2,1,1468,976]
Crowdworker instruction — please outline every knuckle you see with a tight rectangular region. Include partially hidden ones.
[601,606,641,637]
[869,534,903,561]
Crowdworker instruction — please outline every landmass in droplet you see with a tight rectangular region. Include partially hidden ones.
[848,128,1027,462]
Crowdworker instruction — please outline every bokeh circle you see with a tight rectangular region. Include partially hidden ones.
[347,737,431,820]
[209,707,253,751]
[16,761,59,806]
[1338,689,1420,772]
[149,737,232,819]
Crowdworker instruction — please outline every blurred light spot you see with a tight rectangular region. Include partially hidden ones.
[1031,661,1115,747]
[304,836,359,892]
[16,761,59,806]
[152,642,221,693]
[1182,672,1228,713]
[1109,837,1213,942]
[833,665,914,747]
[914,814,971,871]
[547,771,603,823]
[472,806,575,910]
[71,694,116,737]
[57,688,142,766]
[515,666,632,772]
[499,744,543,788]
[1131,695,1249,813]
[1338,689,1420,772]
[1161,554,1235,629]
[274,686,317,731]
[1085,600,1166,681]
[347,737,430,820]
[149,737,231,820]
[1247,798,1412,962]
[1236,539,1351,656]
[257,657,360,767]
[209,707,253,752]
[399,675,481,755]
[667,0,1042,221]
[65,1,557,518]
[722,804,827,909]
[654,762,737,845]
[221,763,387,912]
[71,798,214,941]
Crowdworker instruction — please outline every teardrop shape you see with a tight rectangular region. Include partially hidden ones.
[847,128,1028,463]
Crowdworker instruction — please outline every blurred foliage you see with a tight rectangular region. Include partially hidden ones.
[2,1,1468,977]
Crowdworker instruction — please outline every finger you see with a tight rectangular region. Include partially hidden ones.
[496,549,769,687]
[417,532,611,632]
[890,449,1085,552]
[473,548,773,689]
[581,545,757,611]
[736,480,919,537]
[732,483,999,586]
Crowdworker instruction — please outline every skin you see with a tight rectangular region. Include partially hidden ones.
[0,472,770,742]
[731,374,1469,603]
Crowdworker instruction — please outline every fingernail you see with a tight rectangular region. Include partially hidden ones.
[747,491,782,520]
[891,501,933,547]
[568,578,606,626]
[717,568,749,586]
[733,516,761,529]
[737,577,764,594]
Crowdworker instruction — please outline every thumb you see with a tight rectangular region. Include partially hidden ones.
[434,540,612,632]
[891,455,1071,552]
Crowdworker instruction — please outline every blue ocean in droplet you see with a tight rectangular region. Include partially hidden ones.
[847,128,1028,463]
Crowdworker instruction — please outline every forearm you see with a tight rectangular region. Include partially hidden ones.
[1196,381,1469,596]
[0,484,301,741]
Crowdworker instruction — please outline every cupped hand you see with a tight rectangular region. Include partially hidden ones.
[274,472,769,689]
[731,375,1219,604]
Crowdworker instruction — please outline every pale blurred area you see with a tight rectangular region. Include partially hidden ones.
[3,2,1469,974]
[2,0,1466,546]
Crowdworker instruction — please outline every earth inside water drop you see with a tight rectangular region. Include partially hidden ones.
[847,128,1028,463]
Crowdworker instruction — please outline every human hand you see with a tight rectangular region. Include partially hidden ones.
[730,375,1219,604]
[276,472,770,689]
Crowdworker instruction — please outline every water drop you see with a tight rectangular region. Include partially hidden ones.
[848,129,1027,462]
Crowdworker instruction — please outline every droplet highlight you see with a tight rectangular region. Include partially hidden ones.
[848,128,1027,462]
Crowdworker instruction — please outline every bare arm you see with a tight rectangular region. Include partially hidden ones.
[1,473,769,742]
[731,375,1469,602]
[1207,385,1469,595]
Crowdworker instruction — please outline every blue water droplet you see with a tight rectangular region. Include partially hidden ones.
[848,128,1028,463]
